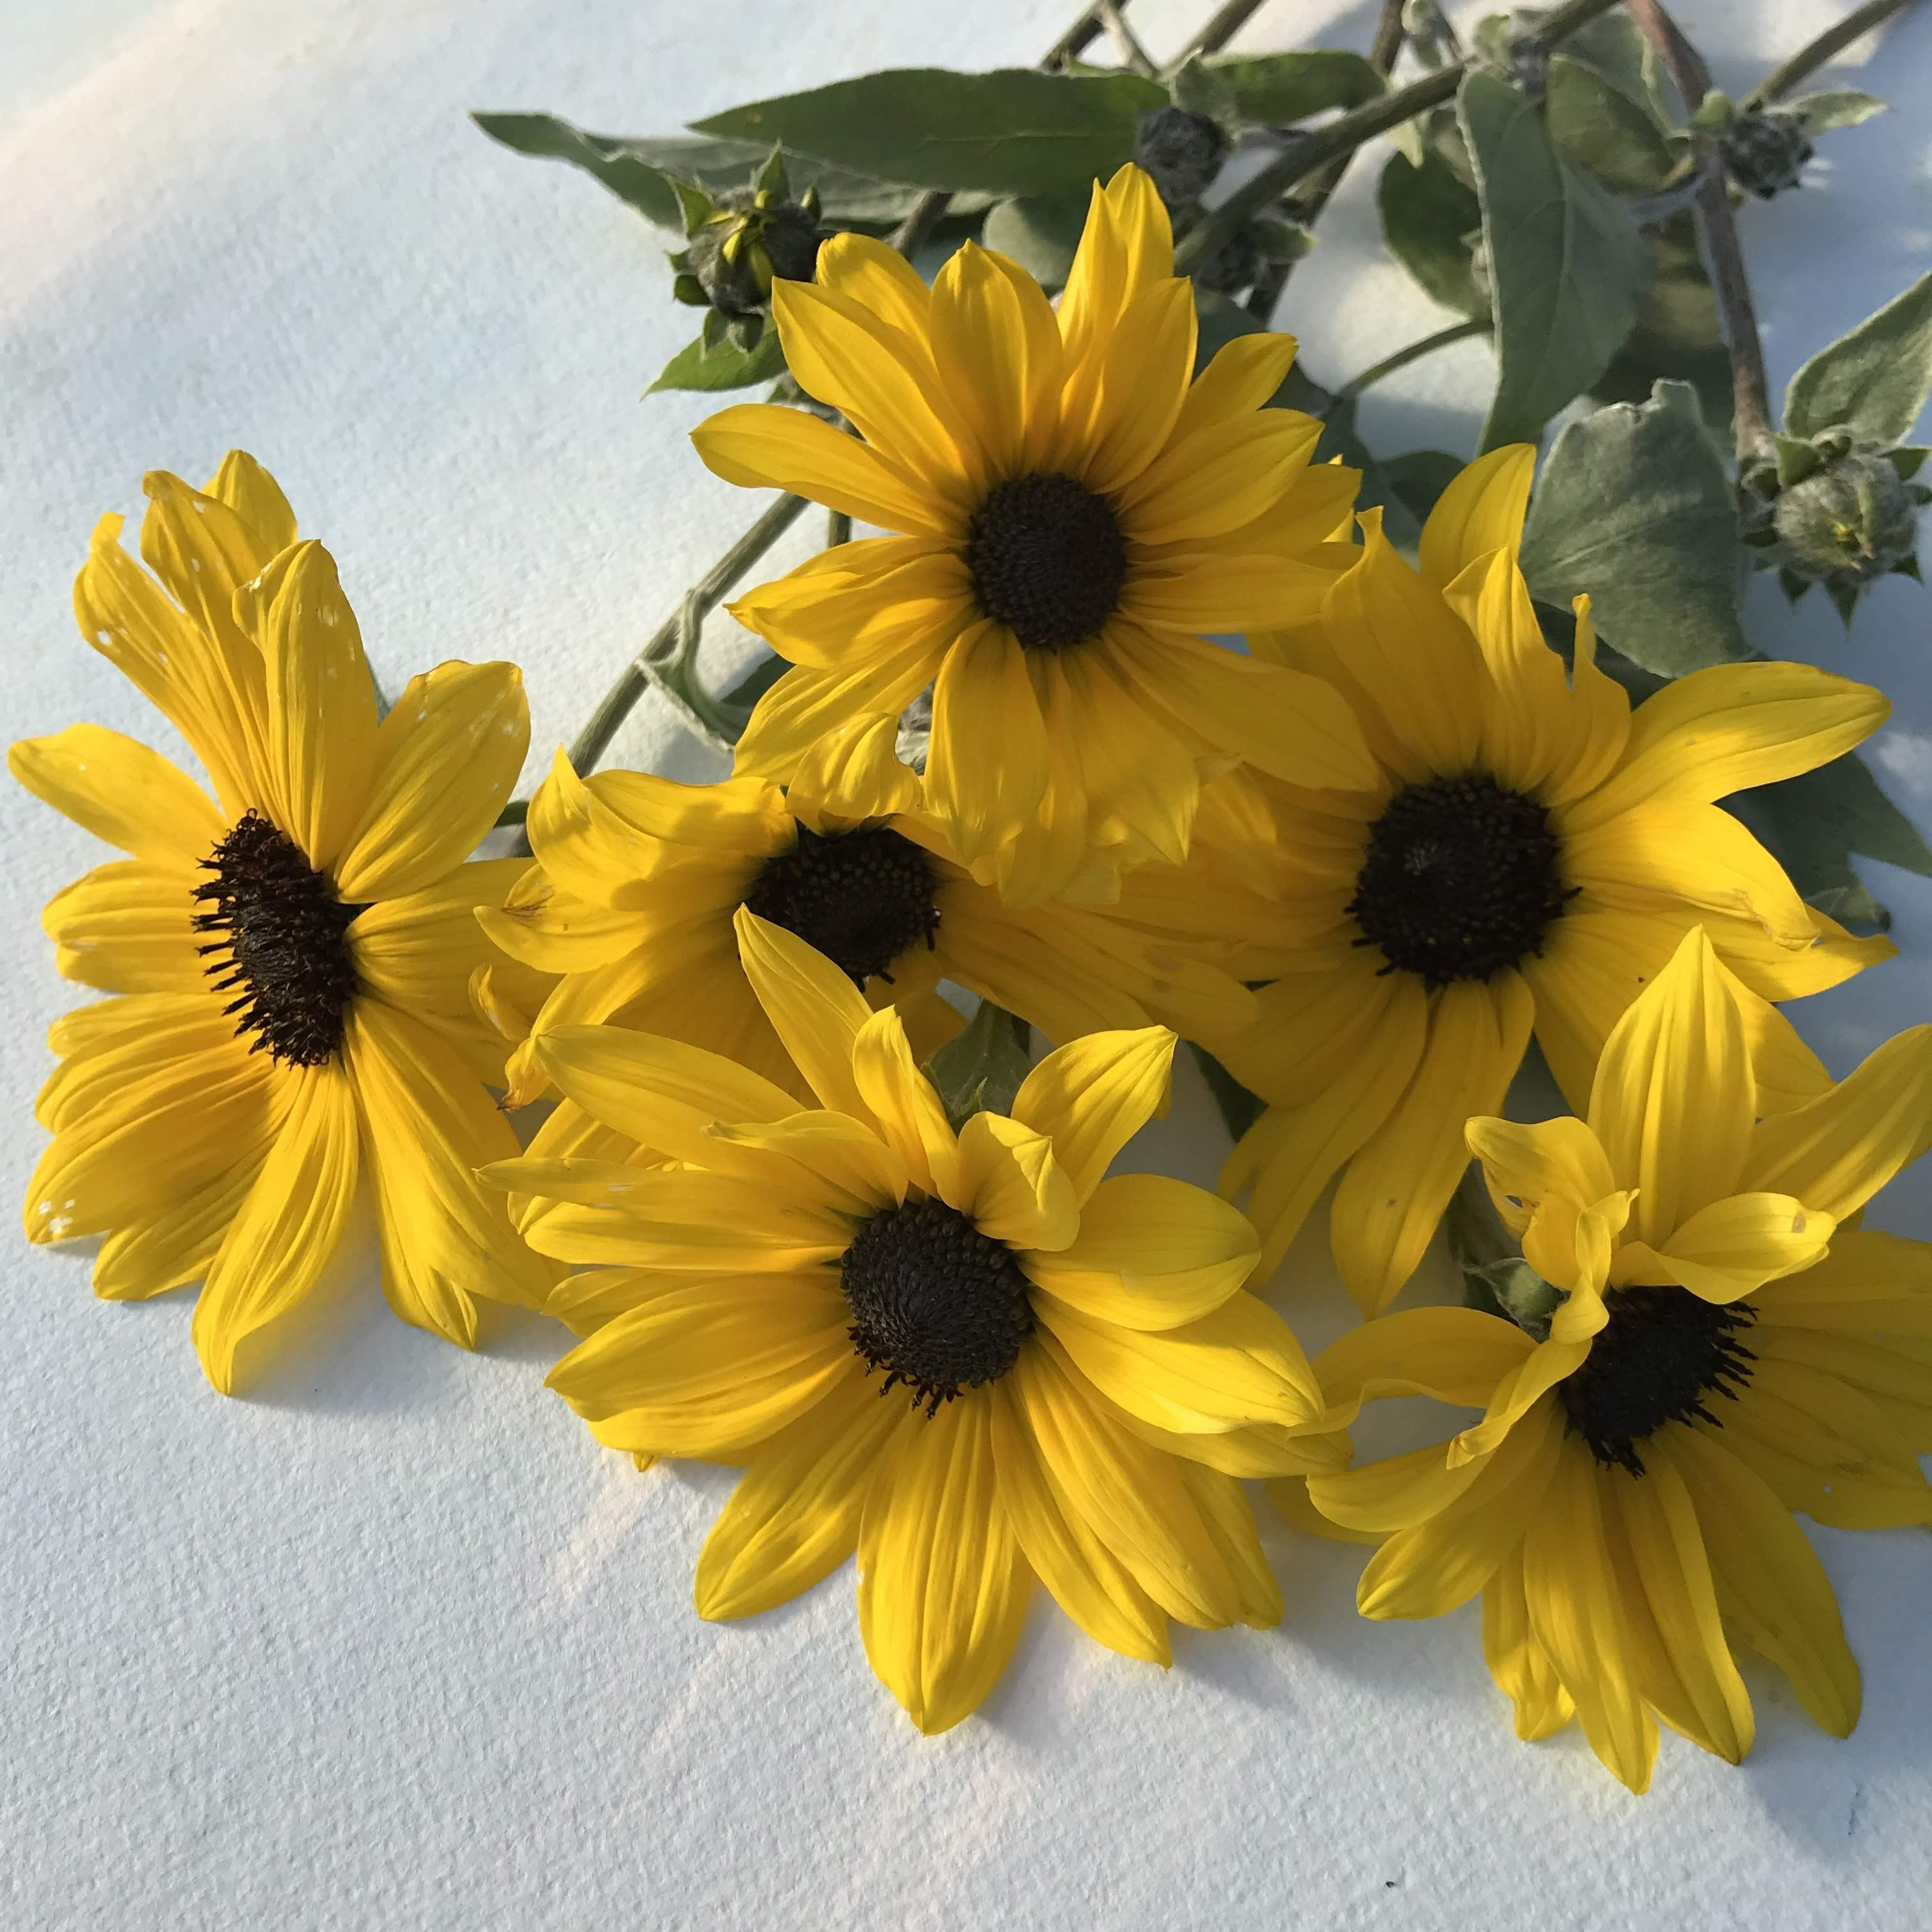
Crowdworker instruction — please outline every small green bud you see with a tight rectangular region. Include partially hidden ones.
[684,186,824,319]
[1772,451,1921,588]
[1723,108,1814,199]
[1135,105,1227,211]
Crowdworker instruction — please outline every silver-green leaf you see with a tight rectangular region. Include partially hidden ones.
[1521,379,1747,675]
[1459,69,1647,453]
[1784,272,1932,449]
[647,326,789,395]
[1201,49,1386,125]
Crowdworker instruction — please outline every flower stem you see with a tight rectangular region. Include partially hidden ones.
[1174,0,1625,277]
[1097,0,1158,77]
[1335,318,1491,405]
[1627,0,1775,463]
[1171,0,1269,66]
[1746,0,1921,109]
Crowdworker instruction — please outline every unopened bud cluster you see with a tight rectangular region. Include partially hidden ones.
[670,150,824,351]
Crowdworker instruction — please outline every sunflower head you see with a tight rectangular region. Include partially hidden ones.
[1301,926,1932,1791]
[1204,445,1894,1315]
[485,908,1342,1733]
[695,163,1372,908]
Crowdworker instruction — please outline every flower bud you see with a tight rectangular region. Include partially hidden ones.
[683,187,824,319]
[1723,109,1814,200]
[1135,105,1227,210]
[1772,452,1920,586]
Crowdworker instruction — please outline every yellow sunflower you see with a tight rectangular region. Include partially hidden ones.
[691,162,1375,906]
[486,907,1343,1735]
[1202,444,1893,1312]
[15,454,552,1392]
[479,709,1256,1108]
[1300,928,1932,1793]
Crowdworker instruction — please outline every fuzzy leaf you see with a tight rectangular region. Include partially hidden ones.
[1521,380,1747,673]
[1377,149,1488,320]
[1459,70,1647,452]
[1544,54,1675,192]
[647,327,788,395]
[1781,89,1887,136]
[980,192,1091,292]
[1785,272,1932,448]
[692,68,1166,196]
[1203,49,1386,125]
[1590,213,1730,432]
[924,1000,1033,1133]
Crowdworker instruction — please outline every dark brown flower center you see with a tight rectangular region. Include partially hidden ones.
[1560,1286,1758,1476]
[1348,773,1572,988]
[965,471,1127,651]
[192,809,364,1066]
[841,1197,1034,1414]
[743,824,940,988]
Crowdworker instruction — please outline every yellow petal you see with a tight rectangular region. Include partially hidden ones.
[953,1110,1078,1251]
[1466,1113,1616,1216]
[857,1393,1031,1735]
[1022,1173,1257,1330]
[733,905,875,1117]
[1038,1291,1322,1434]
[816,231,931,335]
[205,450,297,553]
[1332,973,1535,1316]
[191,1059,361,1395]
[1451,1351,1588,1467]
[1416,443,1535,585]
[1627,1192,1836,1303]
[1308,1439,1487,1535]
[1585,926,1754,1244]
[851,1006,961,1203]
[1522,1443,1658,1792]
[1441,546,1577,795]
[1671,1425,1860,1736]
[1483,1547,1576,1741]
[1011,1025,1174,1203]
[10,724,224,861]
[1571,660,1888,829]
[1312,1305,1535,1429]
[990,1374,1170,1662]
[691,402,953,537]
[926,620,1048,866]
[927,239,1062,477]
[242,540,380,870]
[1167,330,1298,445]
[42,856,205,993]
[1741,1022,1932,1219]
[92,1144,270,1303]
[332,661,529,901]
[695,1370,902,1620]
[733,648,947,784]
[1116,408,1321,544]
[785,712,923,830]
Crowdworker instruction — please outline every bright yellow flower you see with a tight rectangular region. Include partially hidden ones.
[14,455,552,1392]
[691,163,1374,906]
[480,714,1256,1107]
[1204,445,1893,1313]
[1301,928,1932,1793]
[487,908,1342,1735]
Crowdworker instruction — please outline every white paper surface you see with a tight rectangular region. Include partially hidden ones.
[3,2,1929,1926]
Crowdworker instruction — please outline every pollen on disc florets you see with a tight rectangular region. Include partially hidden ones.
[192,809,364,1066]
[840,1197,1036,1415]
[743,824,940,988]
[1347,772,1573,988]
[965,472,1129,652]
[1560,1286,1758,1476]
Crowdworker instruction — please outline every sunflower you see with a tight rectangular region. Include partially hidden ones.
[480,710,1257,1108]
[1201,443,1894,1313]
[485,907,1343,1735]
[15,454,553,1392]
[1299,927,1932,1793]
[690,162,1375,907]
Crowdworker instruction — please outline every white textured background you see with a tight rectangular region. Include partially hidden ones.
[4,2,1930,1926]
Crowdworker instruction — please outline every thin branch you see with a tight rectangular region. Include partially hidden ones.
[1335,318,1490,404]
[1174,0,1625,277]
[890,191,956,256]
[1247,0,1406,317]
[1747,0,1921,109]
[1171,0,1269,66]
[1627,0,1775,461]
[1041,0,1115,70]
[1096,0,1158,77]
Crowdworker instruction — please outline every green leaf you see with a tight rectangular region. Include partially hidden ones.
[1784,272,1932,448]
[1459,70,1647,452]
[1773,433,1823,487]
[1381,450,1466,527]
[647,326,788,394]
[714,649,789,732]
[691,68,1166,196]
[923,1000,1033,1133]
[1781,89,1887,136]
[1377,149,1488,321]
[1188,1043,1264,1145]
[1590,213,1730,433]
[1317,400,1424,555]
[981,191,1091,292]
[1202,49,1385,125]
[1521,379,1747,674]
[1170,54,1241,134]
[1544,54,1676,192]
[472,114,987,229]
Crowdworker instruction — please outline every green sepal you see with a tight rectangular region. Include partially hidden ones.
[923,1000,1033,1135]
[1187,1043,1264,1146]
[755,142,790,199]
[1690,88,1735,133]
[1774,434,1823,489]
[1827,579,1861,627]
[1893,551,1922,582]
[726,311,765,351]
[1778,565,1812,606]
[700,306,730,350]
[671,176,716,237]
[671,272,709,306]
[1887,446,1929,480]
[1250,217,1315,263]
[1168,54,1241,139]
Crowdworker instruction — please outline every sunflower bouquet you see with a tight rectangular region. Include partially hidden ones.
[17,0,1932,1795]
